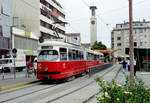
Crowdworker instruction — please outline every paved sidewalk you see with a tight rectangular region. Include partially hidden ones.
[0,70,38,90]
[87,65,150,103]
[116,70,150,87]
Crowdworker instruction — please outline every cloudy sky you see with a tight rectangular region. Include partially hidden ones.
[58,0,150,48]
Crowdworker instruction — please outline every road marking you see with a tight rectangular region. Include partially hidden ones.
[0,81,38,91]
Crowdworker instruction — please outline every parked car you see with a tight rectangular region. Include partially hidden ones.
[0,58,12,73]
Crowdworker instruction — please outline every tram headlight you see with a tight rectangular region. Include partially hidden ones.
[44,67,48,72]
[37,64,41,69]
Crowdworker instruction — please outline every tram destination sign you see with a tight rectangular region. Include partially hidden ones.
[41,46,53,49]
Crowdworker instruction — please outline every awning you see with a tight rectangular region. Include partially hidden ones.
[94,49,116,53]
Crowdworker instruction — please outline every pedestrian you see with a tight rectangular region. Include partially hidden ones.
[122,59,127,73]
[127,58,130,71]
[25,66,29,78]
[134,58,137,76]
[25,61,30,78]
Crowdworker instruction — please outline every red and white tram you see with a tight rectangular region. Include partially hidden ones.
[37,40,104,80]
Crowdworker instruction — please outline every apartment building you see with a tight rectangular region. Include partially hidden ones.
[13,0,65,38]
[12,0,65,60]
[0,0,13,58]
[111,20,150,65]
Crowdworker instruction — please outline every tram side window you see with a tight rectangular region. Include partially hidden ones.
[68,49,73,60]
[100,55,104,60]
[91,53,94,60]
[72,50,76,60]
[76,50,79,60]
[96,55,99,60]
[60,48,67,61]
[78,51,83,60]
[81,51,84,60]
[94,55,97,60]
[98,55,100,60]
[86,52,90,60]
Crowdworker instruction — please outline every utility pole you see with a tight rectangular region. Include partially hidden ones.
[129,0,134,85]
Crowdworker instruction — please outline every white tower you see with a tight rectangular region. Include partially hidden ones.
[90,6,97,46]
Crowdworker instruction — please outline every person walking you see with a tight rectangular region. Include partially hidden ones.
[134,58,137,76]
[127,58,130,71]
[25,65,29,78]
[122,59,127,73]
[25,61,31,78]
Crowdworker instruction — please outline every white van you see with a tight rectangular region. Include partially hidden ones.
[0,58,12,72]
[0,52,26,72]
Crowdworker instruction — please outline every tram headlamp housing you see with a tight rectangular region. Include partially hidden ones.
[44,67,48,72]
[37,64,42,69]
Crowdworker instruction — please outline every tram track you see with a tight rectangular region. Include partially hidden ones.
[0,82,40,96]
[45,64,117,103]
[0,64,116,103]
[0,84,57,103]
[0,75,89,103]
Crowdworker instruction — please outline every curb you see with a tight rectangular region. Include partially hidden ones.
[83,64,121,103]
[0,80,38,91]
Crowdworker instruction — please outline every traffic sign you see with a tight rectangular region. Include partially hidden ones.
[12,48,17,53]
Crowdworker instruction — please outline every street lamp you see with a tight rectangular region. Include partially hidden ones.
[5,17,18,79]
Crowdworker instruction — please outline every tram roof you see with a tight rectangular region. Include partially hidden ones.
[39,40,82,49]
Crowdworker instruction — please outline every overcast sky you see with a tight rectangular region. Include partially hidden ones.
[58,0,150,48]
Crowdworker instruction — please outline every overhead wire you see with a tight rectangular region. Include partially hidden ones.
[95,0,150,31]
[81,0,89,7]
[98,0,149,16]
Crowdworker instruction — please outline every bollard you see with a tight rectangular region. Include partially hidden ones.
[2,71,4,80]
[2,66,4,80]
[88,68,91,77]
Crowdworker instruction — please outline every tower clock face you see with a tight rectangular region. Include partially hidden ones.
[91,21,95,24]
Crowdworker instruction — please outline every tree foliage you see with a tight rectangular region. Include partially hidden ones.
[91,41,107,50]
[95,77,150,103]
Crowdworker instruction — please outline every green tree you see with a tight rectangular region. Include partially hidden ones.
[91,41,107,50]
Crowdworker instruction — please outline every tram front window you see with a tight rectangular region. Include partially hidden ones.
[38,50,58,61]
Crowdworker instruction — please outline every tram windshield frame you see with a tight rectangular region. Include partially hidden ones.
[38,50,58,61]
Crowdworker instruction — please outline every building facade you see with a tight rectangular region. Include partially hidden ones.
[11,0,66,60]
[0,0,13,58]
[13,0,65,39]
[111,20,150,63]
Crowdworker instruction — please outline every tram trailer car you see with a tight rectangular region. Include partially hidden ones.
[37,41,104,80]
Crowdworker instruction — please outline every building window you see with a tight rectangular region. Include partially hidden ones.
[91,21,95,24]
[117,31,121,34]
[120,25,122,28]
[134,42,137,47]
[140,23,143,26]
[125,48,129,54]
[117,43,121,46]
[117,37,121,40]
[0,25,2,36]
[134,29,136,34]
[40,0,46,5]
[40,20,46,27]
[40,0,65,19]
[140,42,143,46]
[139,29,143,33]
